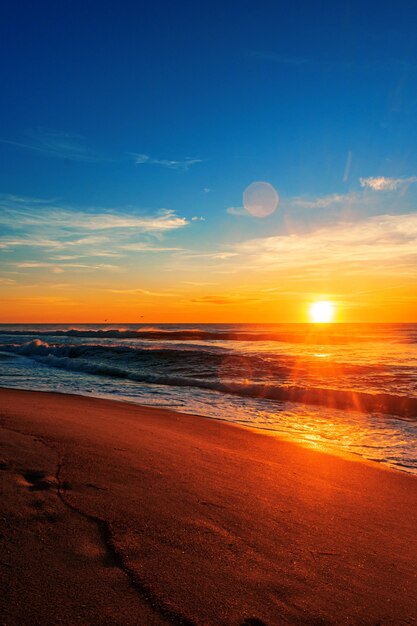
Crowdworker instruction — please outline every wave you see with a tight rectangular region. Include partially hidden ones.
[1,326,414,344]
[3,340,417,419]
[1,339,392,378]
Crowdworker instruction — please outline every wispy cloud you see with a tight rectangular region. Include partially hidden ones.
[226,206,248,216]
[286,193,350,210]
[120,243,183,252]
[0,196,188,234]
[233,213,417,277]
[182,281,218,286]
[0,195,189,274]
[191,294,260,305]
[0,206,187,232]
[0,129,112,162]
[0,236,64,250]
[227,182,416,220]
[130,153,201,171]
[15,261,120,271]
[0,194,57,205]
[227,193,360,217]
[50,252,123,260]
[359,176,417,191]
[103,288,176,297]
[178,251,238,261]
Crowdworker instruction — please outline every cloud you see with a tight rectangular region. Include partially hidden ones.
[227,183,415,220]
[0,194,57,205]
[50,252,123,260]
[104,288,176,297]
[0,195,190,278]
[0,236,64,249]
[226,195,352,216]
[15,262,52,268]
[359,176,417,191]
[179,251,238,260]
[15,261,119,271]
[191,216,205,221]
[131,153,201,171]
[0,196,188,239]
[226,206,249,216]
[0,207,187,232]
[286,194,349,210]
[0,129,112,162]
[69,209,187,231]
[233,213,417,277]
[0,278,16,285]
[191,294,259,305]
[182,281,218,286]
[120,243,183,252]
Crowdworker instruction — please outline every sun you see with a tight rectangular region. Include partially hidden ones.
[309,300,335,323]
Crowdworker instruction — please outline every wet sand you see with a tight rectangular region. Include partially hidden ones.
[1,388,416,625]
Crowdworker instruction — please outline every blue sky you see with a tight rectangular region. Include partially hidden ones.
[1,1,417,321]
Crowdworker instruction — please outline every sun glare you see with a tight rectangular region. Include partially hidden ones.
[309,300,335,323]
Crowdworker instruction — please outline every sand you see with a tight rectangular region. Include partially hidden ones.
[0,388,416,625]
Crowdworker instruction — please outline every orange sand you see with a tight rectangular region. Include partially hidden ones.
[1,388,416,625]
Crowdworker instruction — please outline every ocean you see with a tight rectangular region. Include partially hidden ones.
[0,323,416,474]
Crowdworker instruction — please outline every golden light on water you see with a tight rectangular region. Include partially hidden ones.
[309,300,335,323]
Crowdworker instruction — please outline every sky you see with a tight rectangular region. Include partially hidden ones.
[1,0,417,323]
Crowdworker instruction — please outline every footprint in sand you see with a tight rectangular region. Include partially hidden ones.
[21,469,58,491]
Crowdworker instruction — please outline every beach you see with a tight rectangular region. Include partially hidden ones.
[1,388,417,625]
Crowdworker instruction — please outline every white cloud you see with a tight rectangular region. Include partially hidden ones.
[233,213,417,276]
[359,176,417,191]
[286,194,349,210]
[0,236,64,249]
[226,206,249,216]
[0,195,191,277]
[0,207,187,232]
[179,251,238,260]
[50,252,123,260]
[120,243,183,252]
[0,129,112,162]
[191,216,205,221]
[15,261,119,271]
[131,153,201,171]
[0,197,188,254]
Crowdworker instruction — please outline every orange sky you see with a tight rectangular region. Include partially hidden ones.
[1,193,417,323]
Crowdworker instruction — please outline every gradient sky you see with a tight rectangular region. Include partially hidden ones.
[1,0,417,322]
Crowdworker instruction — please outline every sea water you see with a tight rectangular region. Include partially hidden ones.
[0,323,416,474]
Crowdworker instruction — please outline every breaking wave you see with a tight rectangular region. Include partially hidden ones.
[1,324,416,344]
[3,339,417,419]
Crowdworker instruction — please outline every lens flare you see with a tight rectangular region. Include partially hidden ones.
[309,301,334,323]
[243,181,279,217]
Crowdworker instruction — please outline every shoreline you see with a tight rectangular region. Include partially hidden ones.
[1,388,417,624]
[1,383,416,477]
